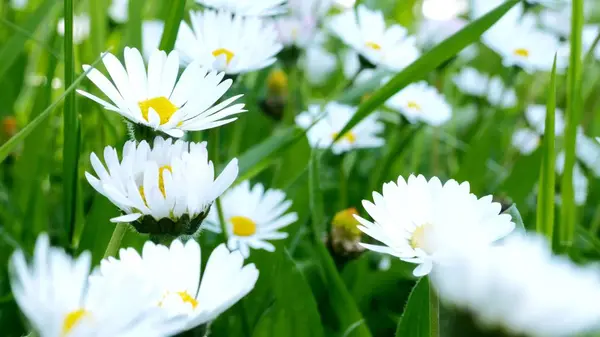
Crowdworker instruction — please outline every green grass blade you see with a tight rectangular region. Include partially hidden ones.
[0,0,57,80]
[127,0,142,49]
[536,56,557,243]
[395,278,429,337]
[334,0,520,141]
[560,0,584,251]
[158,0,186,52]
[89,0,107,57]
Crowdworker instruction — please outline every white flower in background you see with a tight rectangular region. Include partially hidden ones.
[274,0,332,47]
[472,0,524,33]
[57,14,90,45]
[328,5,420,71]
[109,0,128,23]
[295,102,385,154]
[539,6,571,37]
[95,240,259,332]
[194,0,287,16]
[302,45,337,86]
[417,18,467,48]
[431,232,600,337]
[452,67,488,97]
[332,0,355,10]
[385,81,452,126]
[421,0,468,21]
[556,151,588,205]
[575,132,600,177]
[176,10,283,74]
[342,49,361,80]
[356,174,515,277]
[525,104,565,135]
[78,48,245,138]
[85,137,238,228]
[511,128,540,155]
[584,25,600,61]
[10,0,27,10]
[486,76,517,109]
[142,21,164,60]
[203,181,298,258]
[10,234,178,337]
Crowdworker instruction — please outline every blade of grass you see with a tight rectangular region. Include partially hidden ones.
[127,0,142,49]
[158,0,186,52]
[89,0,106,58]
[395,278,429,337]
[536,56,557,243]
[334,0,520,141]
[560,0,584,252]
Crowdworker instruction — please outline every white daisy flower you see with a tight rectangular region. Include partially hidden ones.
[342,49,361,80]
[525,104,565,135]
[486,76,517,109]
[302,45,337,86]
[355,174,515,277]
[57,14,91,45]
[203,181,298,258]
[78,47,245,138]
[328,5,420,71]
[384,81,452,126]
[176,10,283,74]
[295,101,385,154]
[85,137,238,235]
[10,0,27,10]
[10,234,178,337]
[109,0,128,23]
[452,67,488,97]
[584,25,600,61]
[194,0,287,16]
[431,232,600,337]
[95,239,259,332]
[417,19,467,48]
[142,21,164,61]
[511,128,540,155]
[274,0,331,48]
[575,132,600,178]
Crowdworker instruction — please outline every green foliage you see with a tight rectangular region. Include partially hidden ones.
[395,278,429,337]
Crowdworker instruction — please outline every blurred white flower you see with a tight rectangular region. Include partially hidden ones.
[195,0,287,16]
[302,45,337,86]
[328,5,420,71]
[10,234,178,337]
[511,128,540,155]
[385,81,452,126]
[95,239,258,332]
[417,18,467,49]
[431,232,600,337]
[10,0,27,10]
[78,48,245,137]
[295,101,385,154]
[556,151,588,205]
[176,10,283,74]
[575,131,600,177]
[109,0,128,23]
[421,0,468,21]
[85,137,238,229]
[356,174,515,277]
[274,0,331,48]
[525,104,565,135]
[486,76,517,109]
[57,14,90,45]
[142,21,164,60]
[203,181,298,258]
[452,67,488,97]
[583,25,600,61]
[342,49,361,80]
[332,0,355,10]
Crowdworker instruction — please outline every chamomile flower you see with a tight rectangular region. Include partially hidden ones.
[142,21,164,60]
[525,104,565,135]
[274,0,331,48]
[486,76,517,109]
[302,45,337,86]
[203,181,298,258]
[417,18,467,49]
[431,232,600,337]
[108,0,128,23]
[85,137,238,236]
[10,234,177,337]
[78,48,245,138]
[356,175,515,277]
[295,102,385,154]
[511,128,540,155]
[575,132,600,177]
[57,14,91,45]
[452,67,488,97]
[95,239,259,332]
[384,81,452,126]
[328,5,420,71]
[176,10,283,74]
[194,0,287,16]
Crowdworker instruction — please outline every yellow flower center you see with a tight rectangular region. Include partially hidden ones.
[331,131,357,144]
[158,291,199,309]
[212,48,235,65]
[332,208,361,238]
[410,224,432,253]
[138,165,172,204]
[365,41,382,50]
[407,100,422,112]
[138,96,178,125]
[513,48,530,58]
[62,309,89,336]
[267,69,288,96]
[231,216,257,236]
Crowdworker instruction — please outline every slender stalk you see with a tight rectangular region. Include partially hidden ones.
[339,159,348,210]
[127,0,142,49]
[103,223,127,259]
[284,66,298,125]
[429,279,440,337]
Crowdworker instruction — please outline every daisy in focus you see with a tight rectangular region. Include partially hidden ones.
[78,48,245,138]
[203,181,298,258]
[194,0,287,16]
[385,81,452,126]
[176,10,283,74]
[274,0,332,48]
[85,137,238,235]
[328,5,420,71]
[355,174,515,276]
[10,234,177,337]
[57,14,90,45]
[95,239,259,332]
[431,232,600,337]
[295,101,385,154]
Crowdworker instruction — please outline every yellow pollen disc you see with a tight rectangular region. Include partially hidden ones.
[407,100,422,111]
[138,97,178,125]
[158,165,172,197]
[231,216,257,236]
[331,132,357,144]
[212,48,235,65]
[62,309,88,336]
[365,41,382,50]
[410,224,431,253]
[513,48,530,58]
[177,291,199,309]
[332,208,361,237]
[267,69,288,95]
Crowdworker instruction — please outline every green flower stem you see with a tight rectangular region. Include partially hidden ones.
[103,223,127,259]
[429,279,440,337]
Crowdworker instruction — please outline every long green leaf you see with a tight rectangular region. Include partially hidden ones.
[0,0,57,80]
[127,0,143,49]
[158,0,186,52]
[559,0,584,251]
[334,0,520,140]
[536,56,557,243]
[395,278,429,337]
[89,0,107,58]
